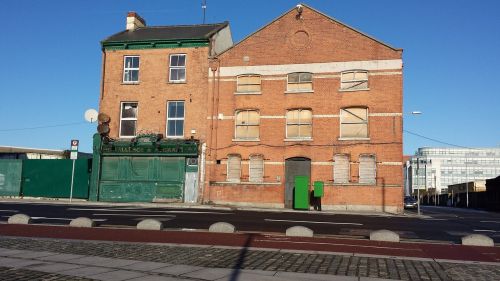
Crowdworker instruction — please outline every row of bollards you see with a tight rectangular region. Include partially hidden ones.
[6,214,494,247]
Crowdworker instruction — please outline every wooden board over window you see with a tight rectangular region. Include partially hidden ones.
[237,75,261,92]
[340,108,368,138]
[334,154,349,184]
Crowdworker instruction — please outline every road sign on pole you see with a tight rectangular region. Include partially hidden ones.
[70,140,79,202]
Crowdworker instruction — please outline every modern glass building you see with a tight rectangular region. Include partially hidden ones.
[405,147,500,195]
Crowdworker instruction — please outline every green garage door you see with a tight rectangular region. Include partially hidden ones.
[99,156,185,202]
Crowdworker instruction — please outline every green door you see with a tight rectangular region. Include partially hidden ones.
[0,159,22,196]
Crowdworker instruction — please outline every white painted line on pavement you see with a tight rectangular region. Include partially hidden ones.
[92,213,176,217]
[480,221,500,224]
[68,208,231,215]
[264,219,363,226]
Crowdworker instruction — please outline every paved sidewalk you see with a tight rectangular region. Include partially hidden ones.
[1,236,499,281]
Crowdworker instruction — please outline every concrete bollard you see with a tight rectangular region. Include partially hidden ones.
[461,234,494,247]
[370,230,400,242]
[209,222,235,233]
[286,226,314,237]
[7,214,32,225]
[137,219,163,231]
[70,217,96,228]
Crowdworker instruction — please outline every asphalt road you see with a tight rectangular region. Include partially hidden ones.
[0,201,499,243]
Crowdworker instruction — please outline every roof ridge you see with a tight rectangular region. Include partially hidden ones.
[136,21,228,29]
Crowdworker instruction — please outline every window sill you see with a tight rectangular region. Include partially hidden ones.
[284,138,313,142]
[285,90,314,94]
[338,88,370,92]
[168,81,187,84]
[121,82,140,85]
[165,136,185,139]
[338,137,370,141]
[234,91,262,95]
[232,138,260,142]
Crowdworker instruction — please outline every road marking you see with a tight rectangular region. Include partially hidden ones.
[0,210,19,212]
[422,218,448,221]
[480,221,500,224]
[474,229,497,233]
[29,217,107,222]
[68,208,231,215]
[92,213,176,217]
[264,219,363,226]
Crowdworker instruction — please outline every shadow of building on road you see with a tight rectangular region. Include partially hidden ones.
[228,233,254,281]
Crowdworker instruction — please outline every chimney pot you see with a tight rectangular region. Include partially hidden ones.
[126,11,146,31]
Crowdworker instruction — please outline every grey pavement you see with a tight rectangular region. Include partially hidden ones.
[0,236,499,281]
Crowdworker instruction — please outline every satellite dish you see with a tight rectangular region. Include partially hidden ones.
[97,123,110,134]
[98,113,111,123]
[85,109,98,123]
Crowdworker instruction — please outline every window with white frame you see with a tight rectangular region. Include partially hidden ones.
[334,154,350,183]
[249,154,264,183]
[123,56,139,83]
[341,70,368,90]
[235,110,259,139]
[169,54,186,82]
[120,102,138,137]
[286,109,312,139]
[359,154,376,184]
[237,74,261,92]
[166,101,185,137]
[227,154,241,182]
[340,107,368,138]
[287,72,313,92]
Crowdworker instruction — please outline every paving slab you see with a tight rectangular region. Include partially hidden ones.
[128,275,186,281]
[66,255,138,267]
[10,250,58,259]
[0,257,48,268]
[89,269,146,281]
[0,248,31,257]
[275,271,357,281]
[182,267,233,280]
[59,265,116,277]
[29,262,84,273]
[38,253,86,262]
[152,264,204,275]
[119,260,172,271]
[224,272,289,281]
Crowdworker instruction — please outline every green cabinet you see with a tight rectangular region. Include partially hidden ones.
[314,181,324,197]
[294,176,309,209]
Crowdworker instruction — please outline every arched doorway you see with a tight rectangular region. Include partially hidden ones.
[285,157,311,208]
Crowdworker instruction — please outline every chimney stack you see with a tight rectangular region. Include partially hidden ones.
[126,12,146,31]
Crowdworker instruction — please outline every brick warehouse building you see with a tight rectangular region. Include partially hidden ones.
[89,12,232,202]
[204,4,404,213]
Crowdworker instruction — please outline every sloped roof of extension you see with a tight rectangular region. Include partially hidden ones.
[218,3,401,56]
[101,22,229,43]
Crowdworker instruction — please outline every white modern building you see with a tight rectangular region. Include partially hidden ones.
[405,147,500,195]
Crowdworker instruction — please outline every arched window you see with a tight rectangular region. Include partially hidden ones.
[286,109,312,139]
[235,110,260,139]
[237,74,261,92]
[340,107,368,138]
[287,72,313,92]
[227,154,241,182]
[341,70,368,90]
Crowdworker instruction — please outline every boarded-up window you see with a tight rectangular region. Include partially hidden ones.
[359,155,376,184]
[287,72,313,91]
[286,109,312,139]
[227,155,241,182]
[341,70,368,90]
[340,108,368,138]
[249,155,264,183]
[235,110,259,139]
[237,74,261,92]
[334,154,349,183]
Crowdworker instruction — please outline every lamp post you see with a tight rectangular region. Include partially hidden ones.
[407,111,423,215]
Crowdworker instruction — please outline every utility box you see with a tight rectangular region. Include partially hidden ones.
[314,181,324,197]
[294,176,310,209]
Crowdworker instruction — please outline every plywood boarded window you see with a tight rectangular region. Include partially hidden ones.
[341,70,368,90]
[359,155,376,184]
[287,72,313,92]
[235,110,259,139]
[237,74,261,92]
[249,155,264,183]
[340,107,368,138]
[227,154,241,182]
[334,154,350,184]
[286,109,312,139]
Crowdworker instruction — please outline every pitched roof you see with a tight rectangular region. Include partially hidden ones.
[102,22,229,43]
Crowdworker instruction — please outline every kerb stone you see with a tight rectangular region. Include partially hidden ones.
[70,217,95,228]
[8,214,31,225]
[286,226,314,237]
[370,230,400,242]
[209,222,235,233]
[137,219,163,231]
[461,234,494,247]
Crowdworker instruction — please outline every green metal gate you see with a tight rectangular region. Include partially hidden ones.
[99,156,185,202]
[0,159,23,196]
[21,159,91,199]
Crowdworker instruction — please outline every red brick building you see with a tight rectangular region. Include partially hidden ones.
[204,4,404,213]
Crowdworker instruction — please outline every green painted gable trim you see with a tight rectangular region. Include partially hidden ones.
[102,39,209,50]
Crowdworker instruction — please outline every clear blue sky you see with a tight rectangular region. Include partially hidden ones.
[1,0,499,154]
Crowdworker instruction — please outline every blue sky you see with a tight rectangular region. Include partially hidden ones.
[1,0,499,154]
